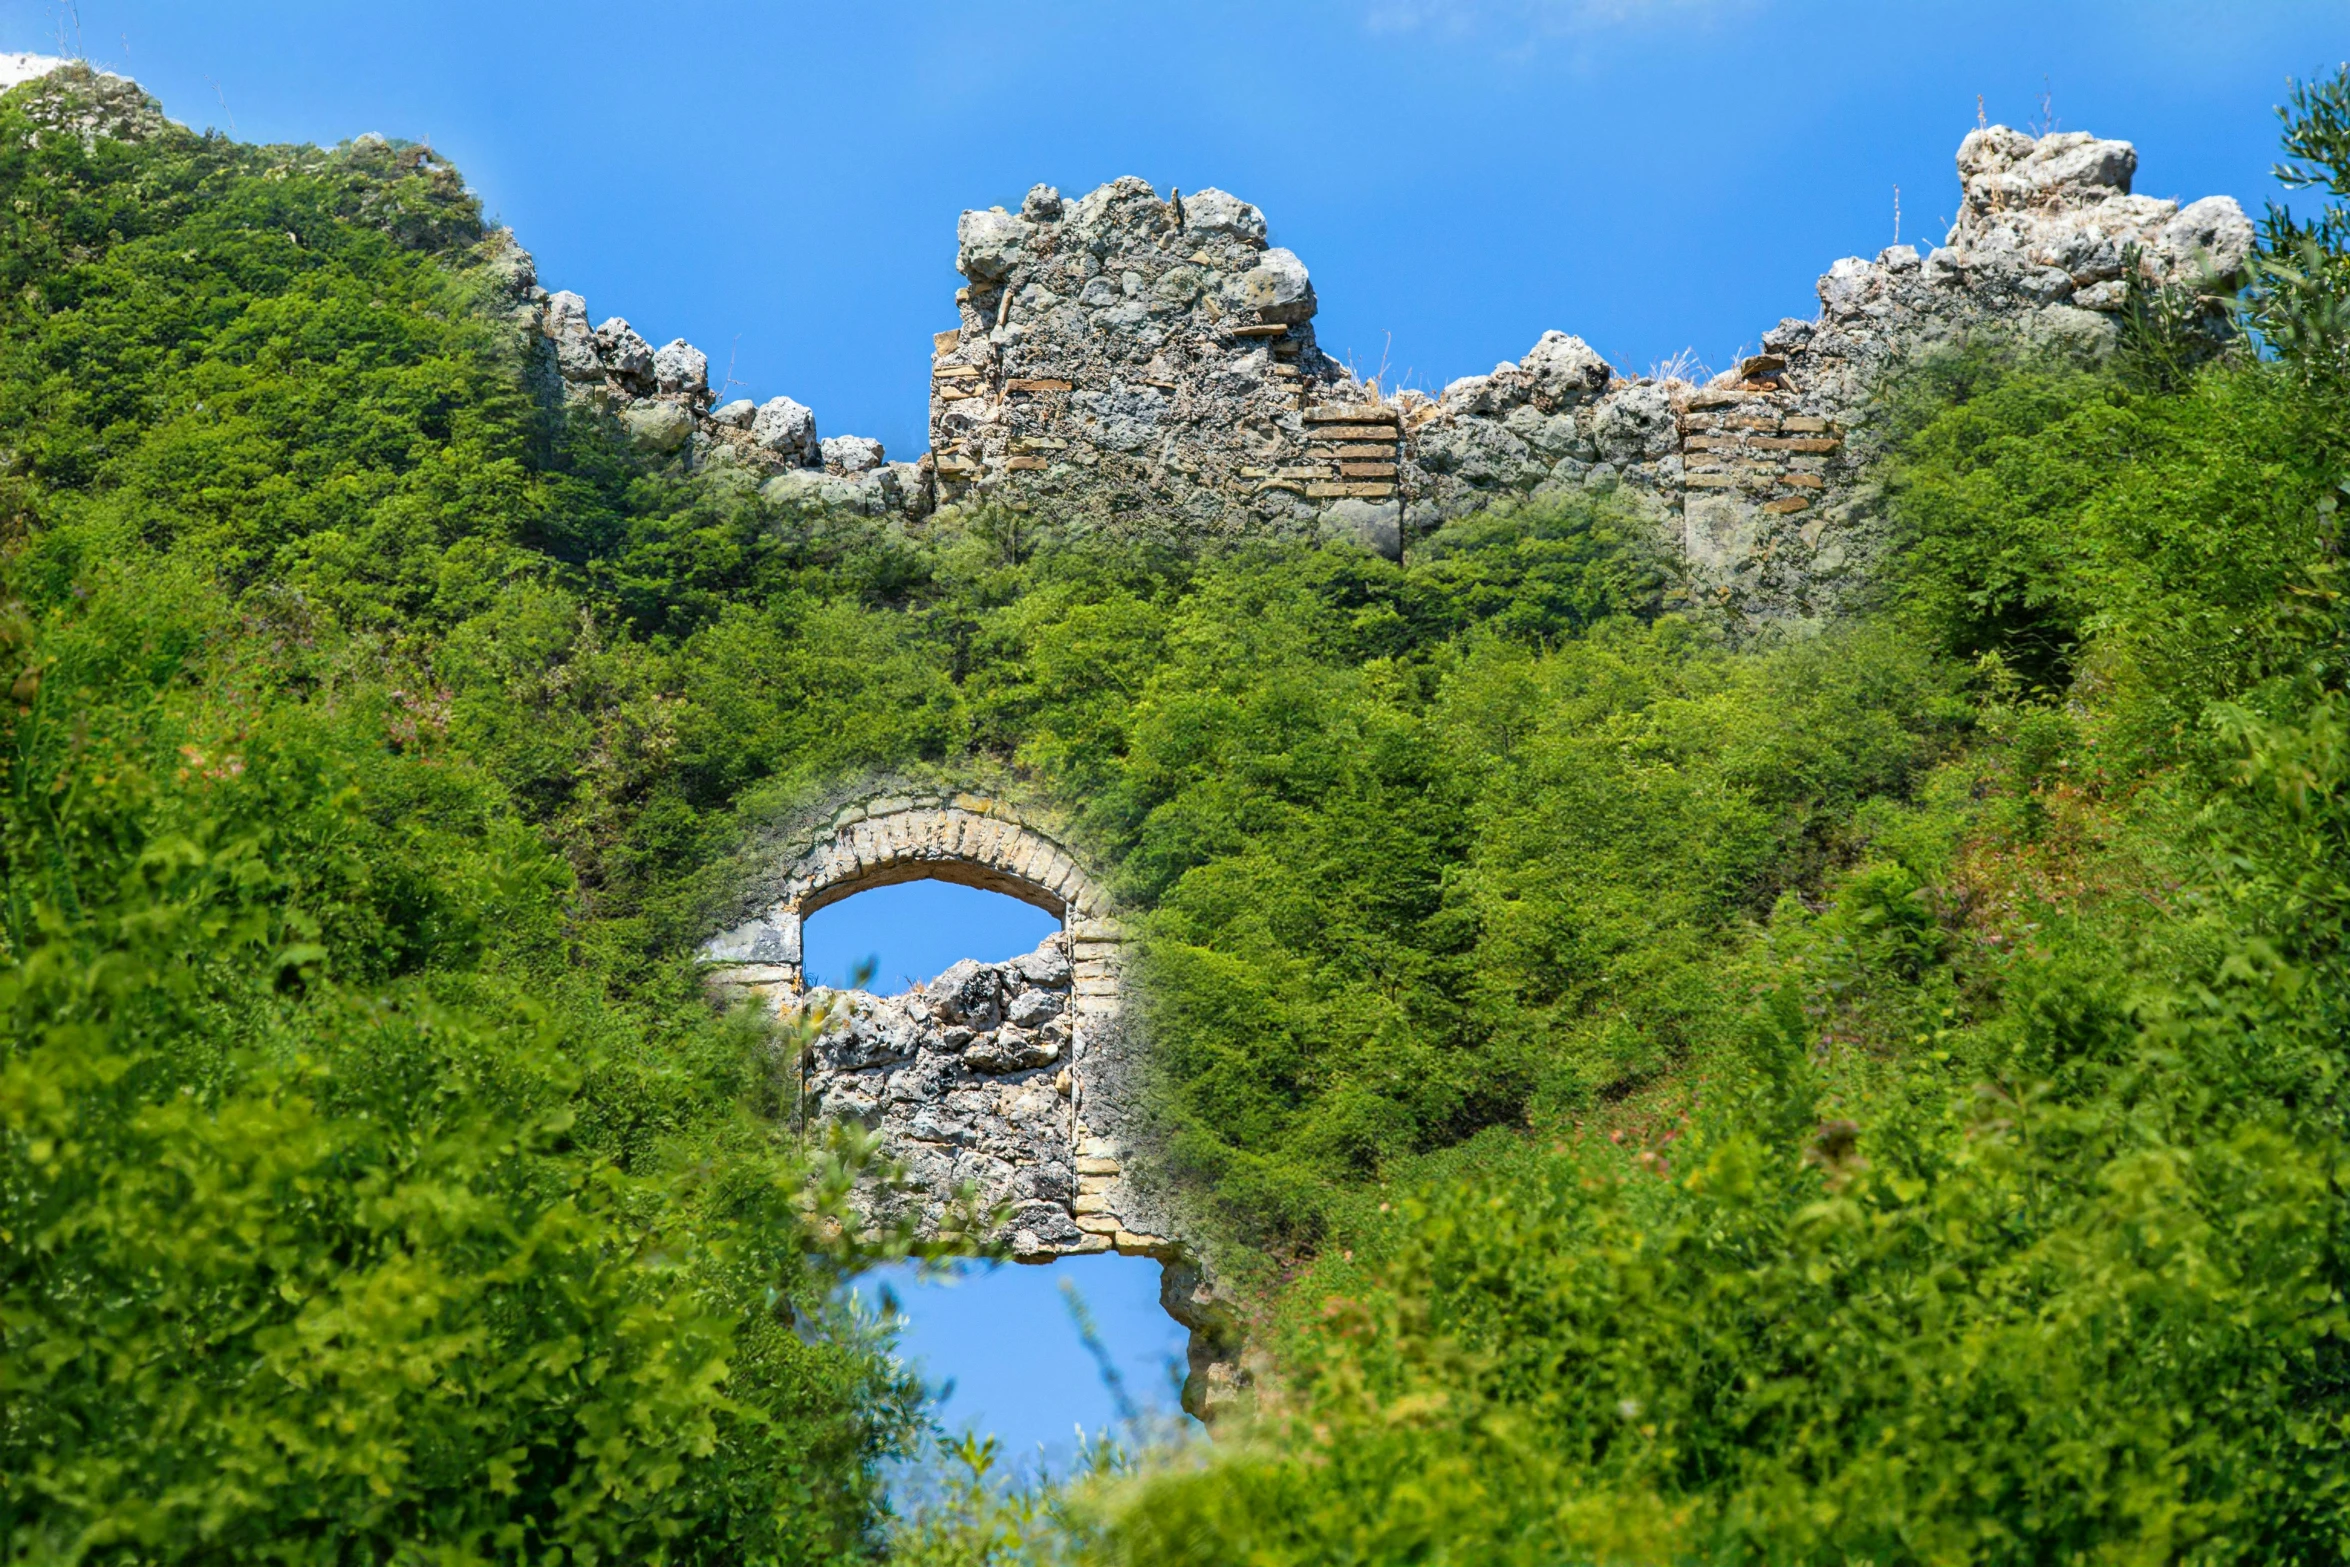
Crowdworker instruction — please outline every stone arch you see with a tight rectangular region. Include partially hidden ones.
[700,793,1248,1417]
[701,793,1116,992]
[697,792,1163,1258]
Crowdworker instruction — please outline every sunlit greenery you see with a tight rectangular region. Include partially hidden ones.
[1052,80,2350,1567]
[5,55,2349,1567]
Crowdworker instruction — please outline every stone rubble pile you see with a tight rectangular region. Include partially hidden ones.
[518,271,931,522]
[793,934,1099,1258]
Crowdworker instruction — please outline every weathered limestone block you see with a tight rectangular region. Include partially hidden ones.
[542,290,603,383]
[593,317,655,382]
[820,434,885,474]
[752,396,820,464]
[654,338,708,397]
[957,206,1032,283]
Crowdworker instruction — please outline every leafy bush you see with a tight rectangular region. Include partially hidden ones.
[0,73,935,1563]
[1038,68,2350,1567]
[9,53,2350,1566]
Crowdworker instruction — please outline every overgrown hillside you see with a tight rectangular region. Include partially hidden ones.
[0,65,946,1564]
[3,58,2348,1567]
[1001,83,2350,1567]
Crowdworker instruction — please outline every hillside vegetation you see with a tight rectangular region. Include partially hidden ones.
[3,59,2348,1567]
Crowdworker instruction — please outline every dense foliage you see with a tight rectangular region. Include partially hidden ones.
[1045,81,2350,1567]
[0,72,939,1564]
[5,54,2349,1567]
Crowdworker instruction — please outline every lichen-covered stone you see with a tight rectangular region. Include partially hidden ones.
[957,207,1031,283]
[654,338,708,396]
[1234,247,1315,323]
[622,400,694,454]
[1182,187,1266,243]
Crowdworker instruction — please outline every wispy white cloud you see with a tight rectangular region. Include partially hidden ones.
[1366,0,1754,42]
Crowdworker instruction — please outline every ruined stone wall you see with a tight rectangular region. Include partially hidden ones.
[494,118,2251,622]
[5,52,2256,618]
[503,112,2270,1430]
[926,126,2253,616]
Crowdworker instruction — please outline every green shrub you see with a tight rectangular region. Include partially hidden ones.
[1037,69,2350,1567]
[10,56,2350,1566]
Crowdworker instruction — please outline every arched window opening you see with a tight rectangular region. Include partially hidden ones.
[802,878,1059,994]
[806,875,1199,1472]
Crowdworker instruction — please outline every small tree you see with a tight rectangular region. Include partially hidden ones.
[2242,65,2350,381]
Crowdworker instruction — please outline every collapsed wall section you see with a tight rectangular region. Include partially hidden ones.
[935,127,2254,618]
[507,275,935,521]
[793,939,1089,1254]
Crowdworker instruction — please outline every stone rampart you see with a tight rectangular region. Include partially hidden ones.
[506,120,2249,625]
[2,54,2256,619]
[920,127,2251,617]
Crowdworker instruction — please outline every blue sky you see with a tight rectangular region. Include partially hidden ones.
[5,1,2342,460]
[803,879,1060,993]
[852,1253,1197,1472]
